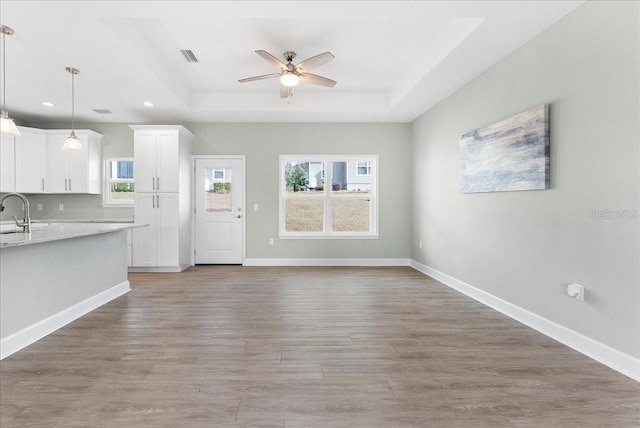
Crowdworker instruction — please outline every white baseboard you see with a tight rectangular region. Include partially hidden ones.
[244,258,410,267]
[128,265,189,273]
[0,281,130,360]
[409,260,639,383]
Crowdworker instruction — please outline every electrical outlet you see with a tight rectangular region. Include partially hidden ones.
[254,204,259,211]
[419,241,423,249]
[269,238,275,246]
[37,204,43,211]
[58,204,64,211]
[567,283,585,301]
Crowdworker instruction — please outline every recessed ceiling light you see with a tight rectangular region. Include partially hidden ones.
[42,101,55,107]
[143,101,153,107]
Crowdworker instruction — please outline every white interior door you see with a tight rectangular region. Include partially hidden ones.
[195,157,244,264]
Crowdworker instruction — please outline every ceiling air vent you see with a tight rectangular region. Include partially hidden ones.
[180,49,198,63]
[93,109,112,114]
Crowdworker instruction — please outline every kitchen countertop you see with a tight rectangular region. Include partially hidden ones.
[0,222,147,248]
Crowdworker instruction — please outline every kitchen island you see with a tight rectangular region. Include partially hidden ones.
[0,222,145,359]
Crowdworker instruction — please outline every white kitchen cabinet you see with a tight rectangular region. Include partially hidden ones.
[132,193,180,267]
[0,134,15,193]
[130,125,193,272]
[131,127,190,193]
[14,128,46,193]
[45,130,102,194]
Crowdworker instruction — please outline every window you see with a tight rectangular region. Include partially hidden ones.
[213,169,225,180]
[357,161,371,176]
[280,155,378,238]
[104,158,135,205]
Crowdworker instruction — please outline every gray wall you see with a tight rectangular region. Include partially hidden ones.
[187,123,411,259]
[410,1,639,358]
[20,122,412,260]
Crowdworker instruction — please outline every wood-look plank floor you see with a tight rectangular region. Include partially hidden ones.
[1,266,638,427]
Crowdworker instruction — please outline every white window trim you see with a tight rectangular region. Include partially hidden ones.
[279,154,378,239]
[102,157,135,207]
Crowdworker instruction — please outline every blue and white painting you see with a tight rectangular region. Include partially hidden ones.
[459,104,550,193]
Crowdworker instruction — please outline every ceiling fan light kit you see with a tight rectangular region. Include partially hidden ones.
[280,72,299,87]
[239,50,336,98]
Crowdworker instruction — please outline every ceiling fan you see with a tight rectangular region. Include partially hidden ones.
[239,50,337,98]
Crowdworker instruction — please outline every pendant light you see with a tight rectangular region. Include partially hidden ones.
[62,67,82,152]
[0,25,20,136]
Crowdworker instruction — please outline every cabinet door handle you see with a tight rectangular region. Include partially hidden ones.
[41,178,44,192]
[152,194,155,208]
[68,178,72,191]
[156,176,160,190]
[65,178,68,191]
[152,177,156,190]
[156,194,160,208]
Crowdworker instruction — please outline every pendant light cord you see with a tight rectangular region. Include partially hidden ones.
[2,29,6,113]
[71,70,75,133]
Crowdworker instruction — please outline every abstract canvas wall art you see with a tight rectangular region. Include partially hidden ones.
[459,104,550,193]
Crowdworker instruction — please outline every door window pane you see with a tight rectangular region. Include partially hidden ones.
[205,167,232,212]
[332,198,370,232]
[285,199,323,232]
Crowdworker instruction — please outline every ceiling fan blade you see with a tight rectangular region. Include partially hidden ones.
[295,52,334,72]
[255,50,287,70]
[280,84,291,99]
[238,73,282,83]
[299,73,337,87]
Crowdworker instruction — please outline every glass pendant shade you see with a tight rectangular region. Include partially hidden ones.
[1,112,20,136]
[280,72,299,87]
[62,131,82,152]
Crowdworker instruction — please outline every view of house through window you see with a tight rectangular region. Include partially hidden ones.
[204,167,232,212]
[105,159,134,204]
[280,155,377,237]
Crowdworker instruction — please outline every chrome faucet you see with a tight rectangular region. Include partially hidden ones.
[0,192,31,233]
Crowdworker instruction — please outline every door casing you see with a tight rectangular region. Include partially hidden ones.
[191,155,246,265]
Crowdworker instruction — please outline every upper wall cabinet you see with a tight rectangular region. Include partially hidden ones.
[1,127,46,193]
[130,125,193,193]
[45,130,102,194]
[15,127,46,193]
[0,127,102,194]
[0,134,16,193]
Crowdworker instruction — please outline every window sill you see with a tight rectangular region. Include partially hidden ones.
[279,234,379,240]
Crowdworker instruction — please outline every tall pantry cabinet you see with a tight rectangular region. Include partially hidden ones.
[130,125,193,272]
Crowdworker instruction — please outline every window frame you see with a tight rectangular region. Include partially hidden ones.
[213,168,226,180]
[356,161,371,176]
[279,154,378,239]
[102,157,135,207]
